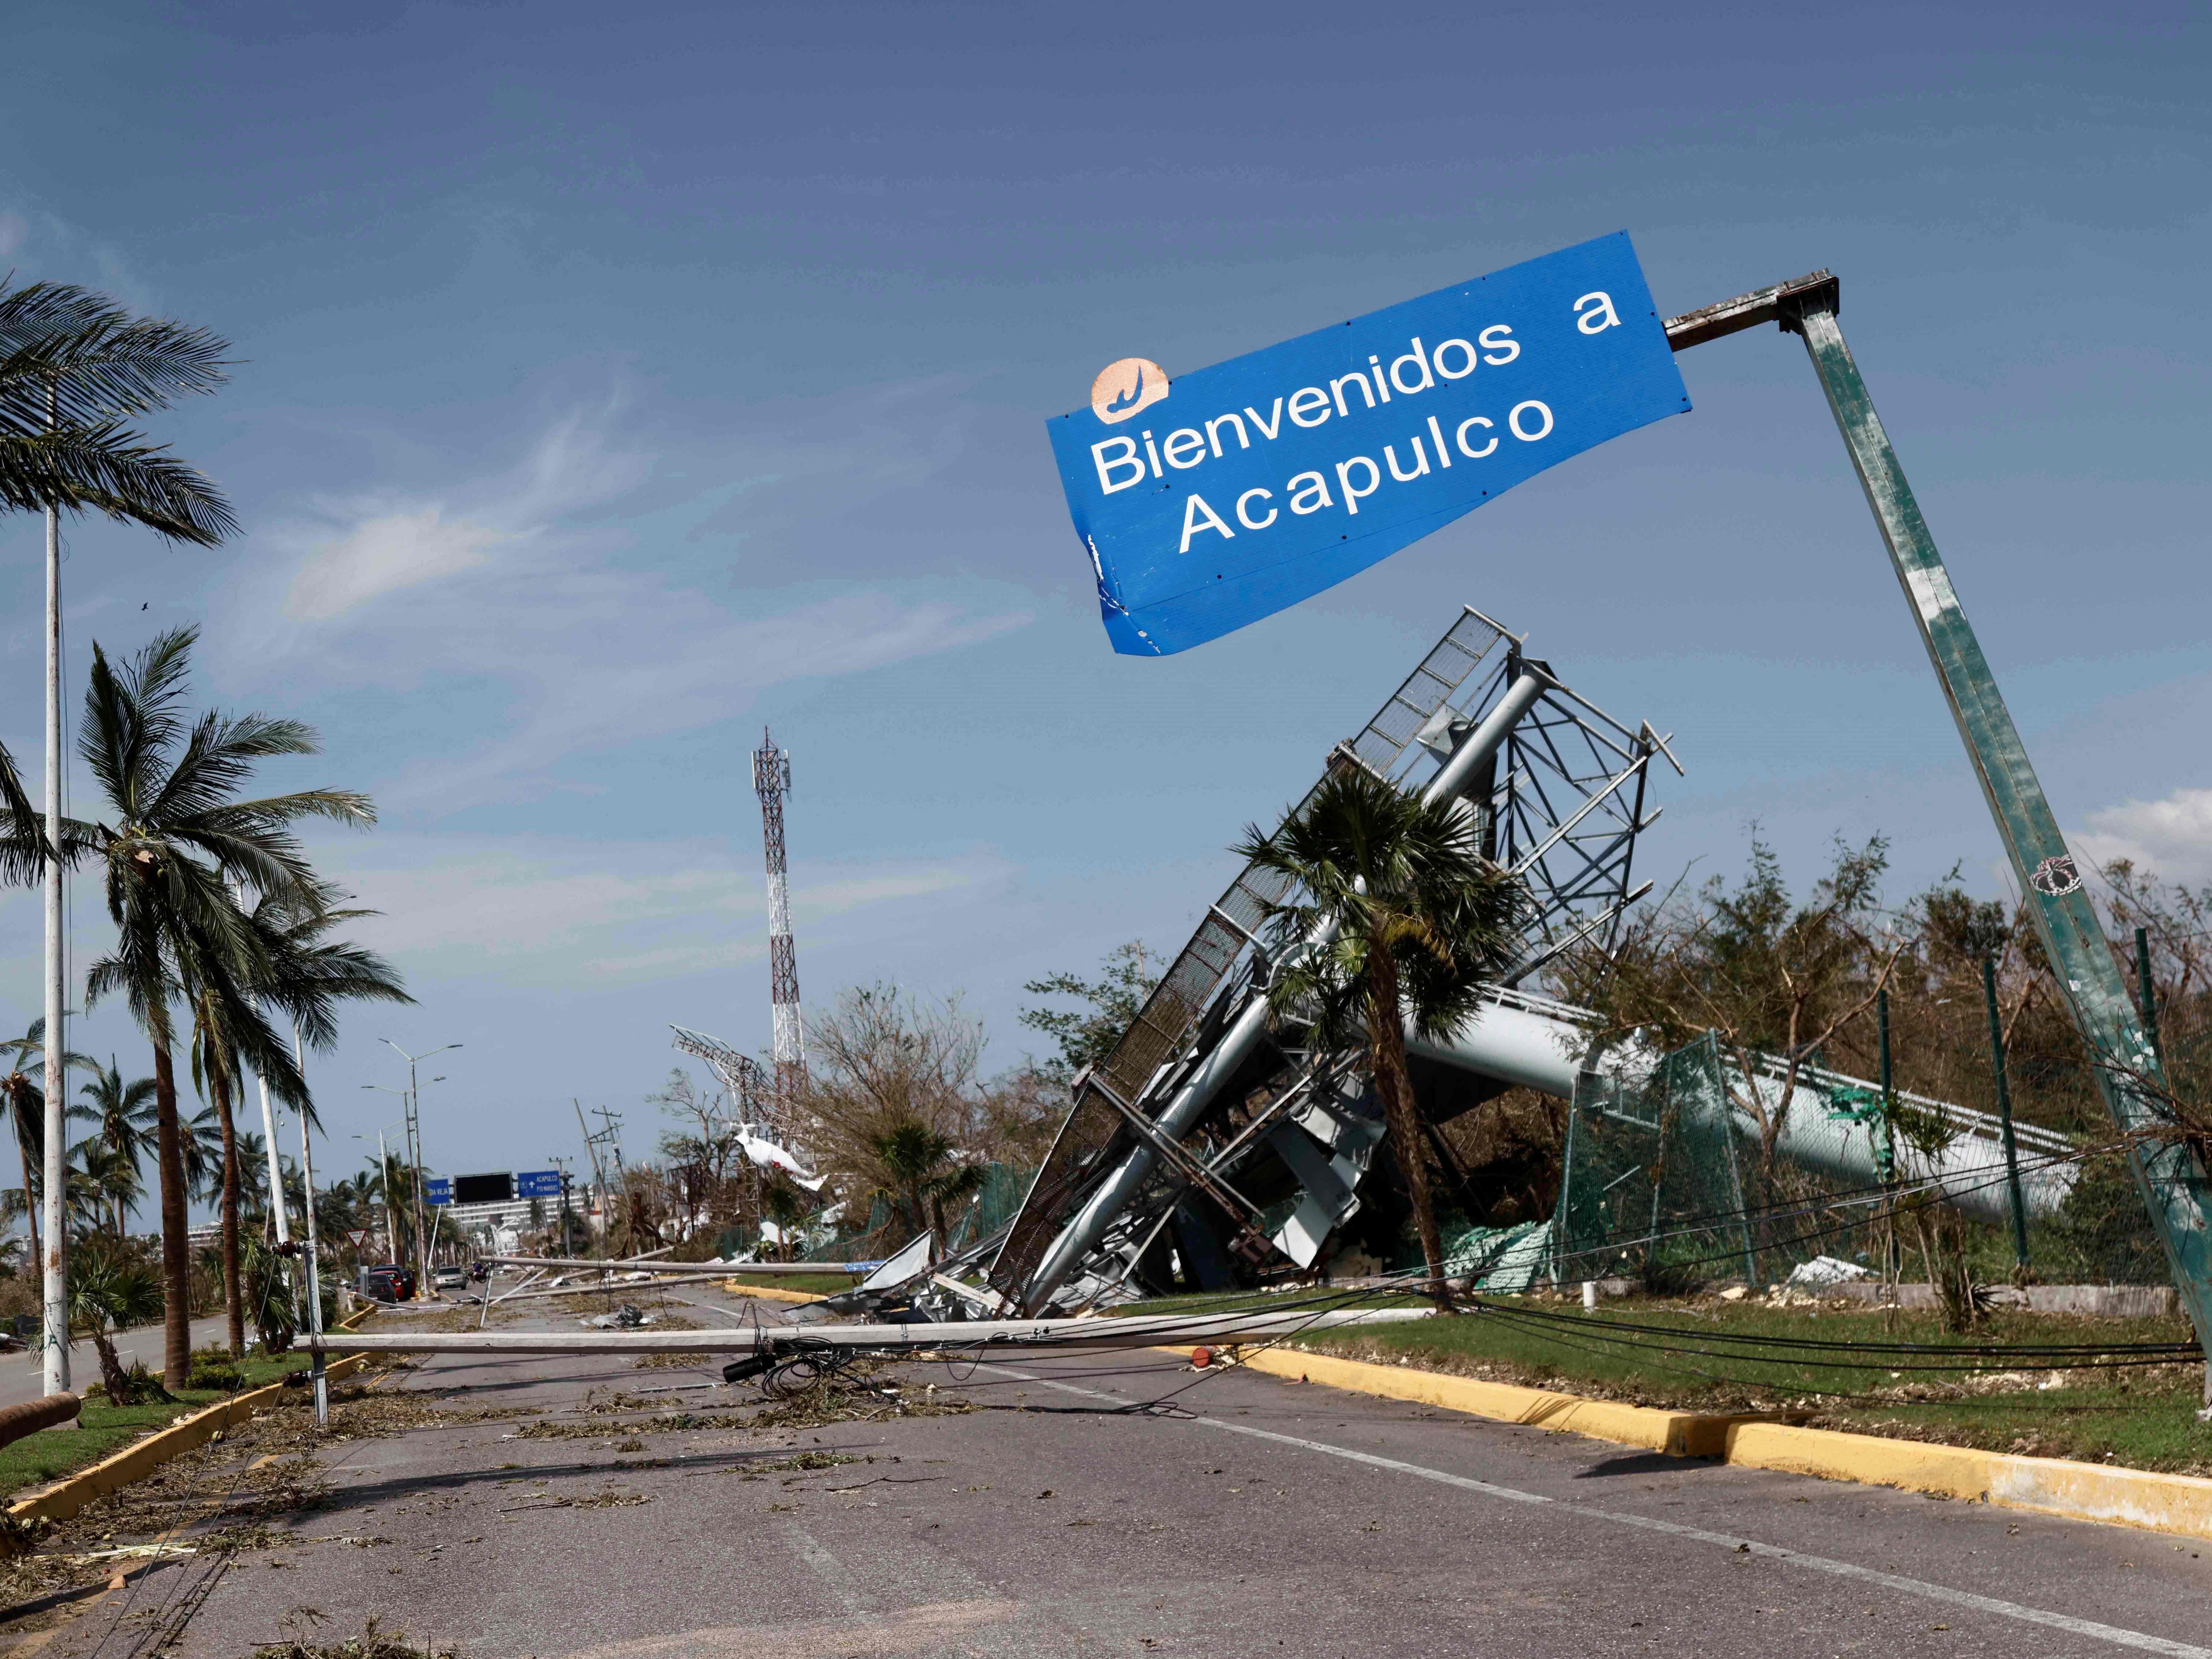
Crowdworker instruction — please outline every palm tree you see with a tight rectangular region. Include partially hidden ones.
[69,1142,140,1238]
[79,626,373,1388]
[67,1244,167,1403]
[1,280,233,536]
[0,740,52,889]
[71,1059,158,1233]
[867,1119,985,1251]
[0,1019,93,1276]
[1236,767,1525,1303]
[236,881,408,1313]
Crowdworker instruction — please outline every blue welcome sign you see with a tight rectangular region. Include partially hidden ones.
[1046,232,1690,655]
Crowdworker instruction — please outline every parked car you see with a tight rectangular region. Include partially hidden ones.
[357,1263,416,1302]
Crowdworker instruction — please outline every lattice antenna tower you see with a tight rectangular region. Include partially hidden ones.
[752,727,806,1113]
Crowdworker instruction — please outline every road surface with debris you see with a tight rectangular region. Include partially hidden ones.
[22,1286,2212,1659]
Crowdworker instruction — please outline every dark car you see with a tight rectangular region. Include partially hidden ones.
[357,1263,416,1302]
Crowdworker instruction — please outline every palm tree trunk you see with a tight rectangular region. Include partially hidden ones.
[15,1122,40,1293]
[151,1042,192,1392]
[1369,944,1449,1306]
[211,1068,244,1356]
[93,1329,132,1402]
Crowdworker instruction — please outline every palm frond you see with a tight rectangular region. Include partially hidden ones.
[0,282,230,422]
[0,426,234,544]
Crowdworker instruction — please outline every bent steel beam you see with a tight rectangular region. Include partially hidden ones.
[1018,667,1552,1311]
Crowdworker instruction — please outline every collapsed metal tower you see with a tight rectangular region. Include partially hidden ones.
[988,607,1678,1315]
[753,727,806,1112]
[670,1024,773,1131]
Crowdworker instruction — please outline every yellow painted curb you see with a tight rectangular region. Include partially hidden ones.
[9,1307,383,1525]
[8,1356,372,1523]
[1206,1345,2212,1544]
[723,1281,824,1305]
[1212,1345,1791,1458]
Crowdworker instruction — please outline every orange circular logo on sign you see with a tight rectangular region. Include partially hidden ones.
[1091,357,1169,424]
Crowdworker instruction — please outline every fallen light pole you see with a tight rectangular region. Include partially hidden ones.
[307,1305,1431,1358]
[479,1254,868,1277]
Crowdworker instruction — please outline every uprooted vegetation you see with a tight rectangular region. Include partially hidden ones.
[0,1376,524,1638]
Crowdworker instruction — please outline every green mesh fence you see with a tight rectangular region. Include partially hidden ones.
[1554,1034,1765,1291]
[1548,1030,2176,1292]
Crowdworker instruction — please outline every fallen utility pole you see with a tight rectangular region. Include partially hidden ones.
[480,1254,866,1276]
[308,1305,1431,1358]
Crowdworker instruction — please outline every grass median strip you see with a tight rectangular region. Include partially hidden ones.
[1279,1296,2209,1476]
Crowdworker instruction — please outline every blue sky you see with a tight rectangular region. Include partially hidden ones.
[2,1,2208,1188]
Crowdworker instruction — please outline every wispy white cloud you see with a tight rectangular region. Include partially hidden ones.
[2075,788,2212,886]
[223,396,1031,805]
[327,835,1005,989]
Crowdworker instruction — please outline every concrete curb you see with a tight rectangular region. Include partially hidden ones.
[9,1309,383,1524]
[1211,1345,2212,1544]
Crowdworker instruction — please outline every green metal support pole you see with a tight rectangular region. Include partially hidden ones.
[2135,926,2163,1064]
[1983,955,2031,1275]
[1781,290,2212,1362]
[1877,988,1900,1283]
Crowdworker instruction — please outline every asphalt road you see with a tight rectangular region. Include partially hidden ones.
[0,1312,230,1410]
[33,1288,2212,1659]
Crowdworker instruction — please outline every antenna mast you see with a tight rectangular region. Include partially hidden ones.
[752,727,806,1117]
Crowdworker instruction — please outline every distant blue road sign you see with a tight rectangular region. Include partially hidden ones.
[423,1177,452,1207]
[1045,231,1690,655]
[517,1170,564,1199]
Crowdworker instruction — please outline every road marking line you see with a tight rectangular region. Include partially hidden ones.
[784,1522,868,1614]
[980,1365,2212,1658]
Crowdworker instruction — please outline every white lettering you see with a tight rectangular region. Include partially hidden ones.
[1573,291,1622,334]
[1427,414,1451,468]
[1456,416,1497,459]
[1162,428,1206,470]
[1092,436,1145,494]
[1384,438,1430,482]
[1142,430,1164,477]
[1288,387,1332,428]
[1508,400,1553,441]
[1335,456,1380,514]
[1479,325,1519,365]
[1329,372,1377,417]
[1389,339,1434,396]
[1432,338,1478,379]
[1178,492,1236,552]
[1245,398,1285,441]
[1288,471,1333,514]
[1206,412,1250,457]
[1235,487,1278,530]
[1367,356,1391,403]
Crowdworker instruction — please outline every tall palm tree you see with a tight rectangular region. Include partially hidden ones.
[79,626,372,1388]
[69,1142,140,1238]
[197,883,408,1350]
[1236,768,1525,1303]
[239,881,408,1277]
[71,1059,158,1231]
[0,740,52,889]
[1,280,233,536]
[0,1019,93,1276]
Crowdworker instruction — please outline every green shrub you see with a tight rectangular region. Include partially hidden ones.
[187,1345,241,1392]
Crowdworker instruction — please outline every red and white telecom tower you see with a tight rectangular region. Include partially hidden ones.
[752,727,805,1115]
